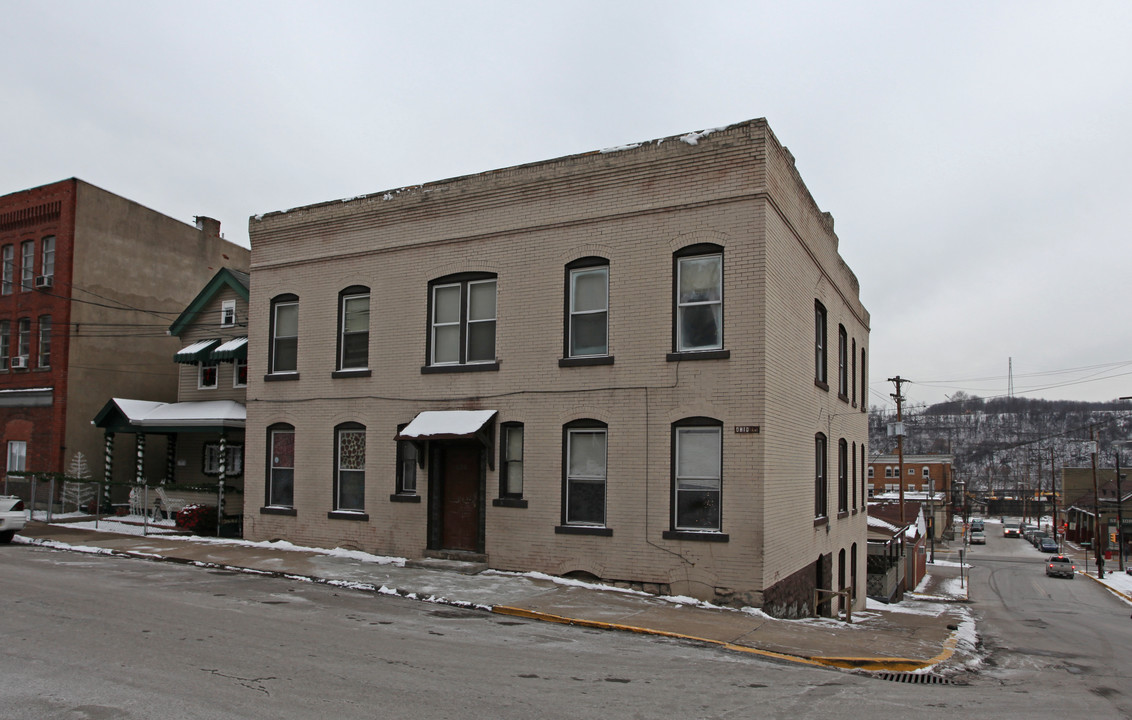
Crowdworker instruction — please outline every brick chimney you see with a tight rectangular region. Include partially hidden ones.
[194,216,221,238]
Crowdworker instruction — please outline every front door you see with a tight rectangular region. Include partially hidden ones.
[439,441,482,552]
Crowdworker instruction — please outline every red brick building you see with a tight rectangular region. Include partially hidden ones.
[0,179,248,498]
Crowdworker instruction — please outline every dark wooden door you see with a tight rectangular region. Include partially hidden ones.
[441,442,481,551]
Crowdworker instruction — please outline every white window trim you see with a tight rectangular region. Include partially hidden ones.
[568,265,609,358]
[676,253,723,352]
[221,299,237,328]
[233,357,248,388]
[198,361,219,390]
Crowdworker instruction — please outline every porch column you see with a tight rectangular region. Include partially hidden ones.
[164,434,177,484]
[102,431,114,512]
[135,433,146,484]
[217,431,227,536]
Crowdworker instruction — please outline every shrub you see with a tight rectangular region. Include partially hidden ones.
[176,504,218,535]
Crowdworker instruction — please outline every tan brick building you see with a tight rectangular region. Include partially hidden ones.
[245,119,870,616]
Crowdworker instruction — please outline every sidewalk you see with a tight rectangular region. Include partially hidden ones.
[15,521,975,673]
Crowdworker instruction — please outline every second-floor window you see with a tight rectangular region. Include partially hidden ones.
[566,259,609,358]
[837,325,848,398]
[428,274,496,367]
[338,288,370,370]
[674,246,723,353]
[814,301,827,386]
[221,299,236,327]
[198,361,219,389]
[269,295,299,374]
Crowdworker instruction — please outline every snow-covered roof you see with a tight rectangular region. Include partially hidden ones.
[95,398,245,430]
[396,410,497,440]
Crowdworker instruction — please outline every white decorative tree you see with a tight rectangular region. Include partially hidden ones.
[62,452,95,513]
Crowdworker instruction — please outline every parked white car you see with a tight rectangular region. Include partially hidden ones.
[0,495,27,543]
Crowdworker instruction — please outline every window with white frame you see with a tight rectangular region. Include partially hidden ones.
[500,423,524,498]
[20,240,33,291]
[7,440,26,475]
[0,320,9,371]
[267,425,294,507]
[564,420,607,526]
[814,301,828,386]
[37,315,50,368]
[396,425,418,495]
[884,466,893,478]
[269,295,299,374]
[868,466,874,478]
[837,325,848,398]
[16,317,30,361]
[673,419,722,531]
[566,259,609,358]
[203,443,243,476]
[922,467,931,478]
[221,299,237,327]
[674,246,723,353]
[838,439,848,513]
[198,361,218,389]
[41,236,54,279]
[234,357,248,387]
[338,288,370,370]
[428,274,497,367]
[814,433,828,519]
[1,245,13,295]
[335,424,366,512]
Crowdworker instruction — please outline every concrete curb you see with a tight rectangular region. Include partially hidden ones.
[491,604,956,673]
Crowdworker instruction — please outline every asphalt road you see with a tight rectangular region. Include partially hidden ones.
[964,525,1132,716]
[2,539,1132,718]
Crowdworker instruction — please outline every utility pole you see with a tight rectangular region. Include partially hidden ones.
[889,376,907,524]
[1117,452,1125,573]
[1091,427,1104,578]
[1051,447,1058,547]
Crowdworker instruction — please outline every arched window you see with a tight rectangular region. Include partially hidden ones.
[334,422,366,513]
[269,294,299,375]
[337,286,370,372]
[266,423,295,508]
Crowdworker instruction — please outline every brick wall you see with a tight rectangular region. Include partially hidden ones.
[246,120,870,614]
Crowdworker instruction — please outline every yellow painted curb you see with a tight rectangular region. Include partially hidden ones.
[1079,571,1132,603]
[491,604,952,672]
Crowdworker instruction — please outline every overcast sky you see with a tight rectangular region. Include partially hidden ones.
[4,1,1131,411]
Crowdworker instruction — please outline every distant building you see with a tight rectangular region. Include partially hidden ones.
[868,453,954,535]
[245,119,870,616]
[0,179,249,501]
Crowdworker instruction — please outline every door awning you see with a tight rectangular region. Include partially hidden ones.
[174,338,220,363]
[396,410,497,441]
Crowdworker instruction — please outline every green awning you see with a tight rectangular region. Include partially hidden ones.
[174,338,220,364]
[211,337,248,361]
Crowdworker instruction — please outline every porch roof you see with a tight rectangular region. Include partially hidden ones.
[93,397,246,433]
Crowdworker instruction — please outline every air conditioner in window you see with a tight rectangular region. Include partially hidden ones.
[10,356,28,369]
[34,275,53,289]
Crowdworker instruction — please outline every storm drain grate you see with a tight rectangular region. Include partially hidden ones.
[873,672,960,685]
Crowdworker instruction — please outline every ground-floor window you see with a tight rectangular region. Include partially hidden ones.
[7,440,26,475]
[335,424,366,511]
[203,443,243,476]
[268,426,294,507]
[564,420,607,526]
[672,419,722,531]
[396,424,418,495]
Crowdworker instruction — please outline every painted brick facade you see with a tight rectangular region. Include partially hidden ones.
[245,120,870,615]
